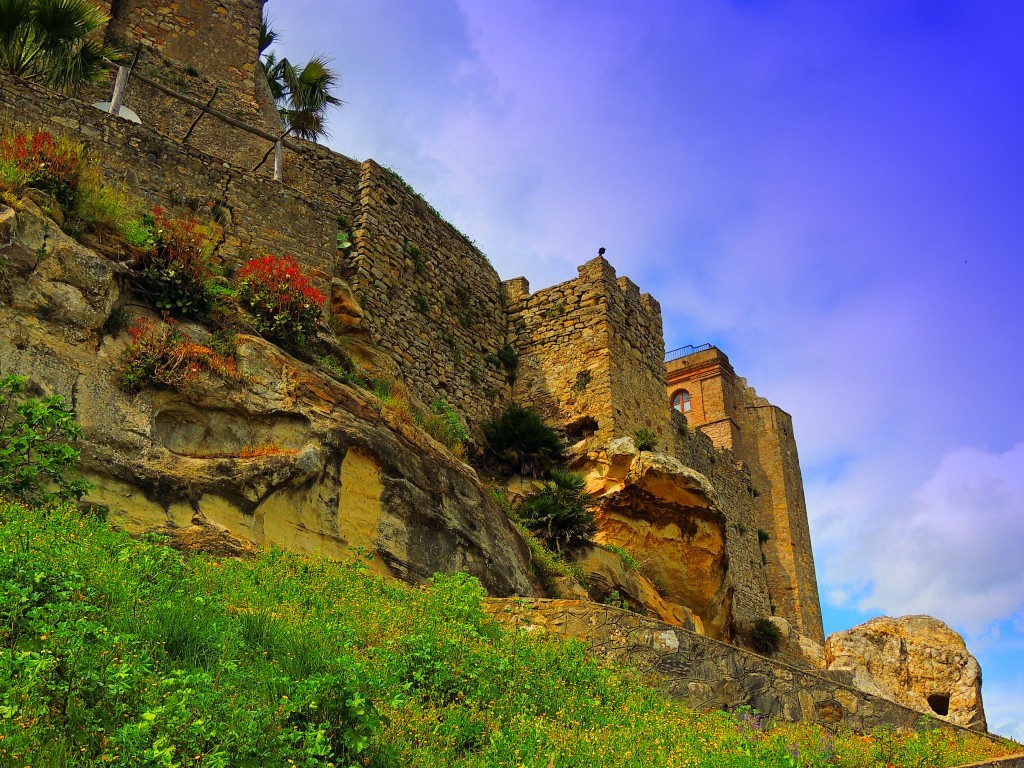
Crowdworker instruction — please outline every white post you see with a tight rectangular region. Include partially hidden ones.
[273,140,283,181]
[109,66,130,116]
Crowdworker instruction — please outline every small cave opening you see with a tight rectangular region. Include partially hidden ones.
[927,693,950,717]
[565,416,598,443]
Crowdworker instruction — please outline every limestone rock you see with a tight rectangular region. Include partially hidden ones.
[576,442,734,639]
[0,200,535,598]
[824,615,986,731]
[572,544,704,633]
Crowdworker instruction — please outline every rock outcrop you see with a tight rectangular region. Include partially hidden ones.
[824,615,986,731]
[575,438,734,639]
[0,199,535,597]
[571,544,704,633]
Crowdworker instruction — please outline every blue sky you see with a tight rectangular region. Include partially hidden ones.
[266,0,1024,739]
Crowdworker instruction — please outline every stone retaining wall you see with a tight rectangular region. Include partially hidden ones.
[486,599,990,737]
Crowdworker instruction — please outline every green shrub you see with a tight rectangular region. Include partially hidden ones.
[237,254,326,348]
[516,469,597,553]
[758,528,771,544]
[482,403,564,477]
[633,428,658,452]
[134,207,214,316]
[0,374,91,504]
[751,617,782,654]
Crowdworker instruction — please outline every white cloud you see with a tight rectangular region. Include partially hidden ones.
[825,443,1024,632]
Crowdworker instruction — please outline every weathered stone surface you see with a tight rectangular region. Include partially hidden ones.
[572,544,704,633]
[576,440,734,639]
[825,615,986,731]
[0,201,535,598]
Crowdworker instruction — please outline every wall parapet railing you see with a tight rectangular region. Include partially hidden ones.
[99,58,302,181]
[665,343,714,363]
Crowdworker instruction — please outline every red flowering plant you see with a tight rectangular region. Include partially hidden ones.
[119,316,238,393]
[135,206,213,317]
[237,255,326,347]
[0,131,82,209]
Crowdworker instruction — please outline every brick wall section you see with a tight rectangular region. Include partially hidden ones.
[348,161,512,424]
[105,0,265,94]
[507,256,668,446]
[0,80,336,289]
[668,348,825,644]
[486,599,996,738]
[671,413,772,631]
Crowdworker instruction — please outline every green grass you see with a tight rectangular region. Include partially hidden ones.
[0,502,1018,767]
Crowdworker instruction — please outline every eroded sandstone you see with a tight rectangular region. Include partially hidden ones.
[824,615,986,731]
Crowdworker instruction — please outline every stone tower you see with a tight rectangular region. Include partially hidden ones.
[506,256,670,448]
[667,346,824,643]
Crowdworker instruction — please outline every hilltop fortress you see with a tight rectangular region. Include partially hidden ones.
[0,0,991,736]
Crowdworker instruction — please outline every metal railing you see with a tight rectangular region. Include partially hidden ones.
[665,343,714,363]
[100,56,301,181]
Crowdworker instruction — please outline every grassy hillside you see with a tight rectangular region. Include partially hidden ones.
[0,502,1018,767]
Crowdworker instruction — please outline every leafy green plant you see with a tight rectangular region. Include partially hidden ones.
[237,254,326,348]
[758,528,771,544]
[634,428,658,452]
[603,543,639,570]
[0,374,91,504]
[516,469,597,553]
[482,404,564,477]
[134,207,214,316]
[751,617,782,654]
[336,214,353,252]
[0,0,119,94]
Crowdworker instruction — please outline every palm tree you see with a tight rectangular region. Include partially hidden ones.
[259,15,341,141]
[0,0,118,94]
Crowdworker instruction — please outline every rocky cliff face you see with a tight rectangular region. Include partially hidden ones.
[825,615,986,731]
[0,199,535,597]
[575,437,734,640]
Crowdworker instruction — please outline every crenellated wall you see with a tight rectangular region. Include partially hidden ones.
[506,256,668,447]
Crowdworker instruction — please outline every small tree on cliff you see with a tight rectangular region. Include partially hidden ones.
[0,0,120,94]
[516,469,597,553]
[259,14,341,141]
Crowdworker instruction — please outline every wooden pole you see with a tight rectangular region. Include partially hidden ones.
[273,140,283,181]
[108,66,130,116]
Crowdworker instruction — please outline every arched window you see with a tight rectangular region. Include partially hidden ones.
[672,390,691,413]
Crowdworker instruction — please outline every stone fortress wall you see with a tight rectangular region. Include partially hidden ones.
[670,414,773,635]
[3,0,821,645]
[668,347,824,643]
